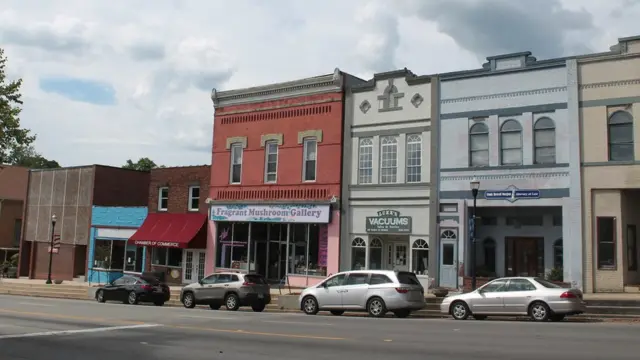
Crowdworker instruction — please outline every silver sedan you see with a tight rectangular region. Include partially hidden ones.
[440,277,586,322]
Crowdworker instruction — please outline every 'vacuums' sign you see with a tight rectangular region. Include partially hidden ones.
[366,210,412,233]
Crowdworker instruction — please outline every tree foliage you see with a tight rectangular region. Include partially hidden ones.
[0,48,35,165]
[10,145,60,168]
[122,157,164,171]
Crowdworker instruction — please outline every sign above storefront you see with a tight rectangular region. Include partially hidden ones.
[366,210,412,233]
[484,185,540,203]
[210,204,331,223]
[132,240,184,248]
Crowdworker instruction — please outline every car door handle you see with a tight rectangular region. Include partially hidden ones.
[224,284,229,287]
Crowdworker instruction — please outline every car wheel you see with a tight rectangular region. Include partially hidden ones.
[209,304,221,310]
[251,303,266,312]
[225,293,240,311]
[367,297,387,318]
[393,309,411,318]
[154,301,164,306]
[450,301,470,320]
[330,310,344,316]
[549,314,565,322]
[302,296,319,315]
[473,315,487,320]
[127,291,139,305]
[96,290,106,303]
[182,292,196,309]
[529,301,551,322]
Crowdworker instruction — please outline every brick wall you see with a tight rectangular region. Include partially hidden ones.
[148,166,210,214]
[93,166,150,207]
[0,200,22,248]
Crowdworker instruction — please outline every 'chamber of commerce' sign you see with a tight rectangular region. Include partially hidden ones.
[210,204,331,223]
[366,210,412,233]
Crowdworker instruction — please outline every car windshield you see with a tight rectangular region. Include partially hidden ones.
[533,277,562,288]
[396,272,420,285]
[139,276,161,285]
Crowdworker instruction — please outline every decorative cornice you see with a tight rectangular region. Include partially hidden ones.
[580,78,640,90]
[441,171,569,181]
[441,86,567,104]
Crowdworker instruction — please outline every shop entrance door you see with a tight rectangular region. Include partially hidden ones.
[439,240,457,288]
[266,241,287,283]
[391,243,409,271]
[505,238,542,277]
[183,250,206,284]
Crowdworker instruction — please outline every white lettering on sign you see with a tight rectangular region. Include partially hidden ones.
[133,240,181,248]
[367,217,409,226]
[210,204,331,223]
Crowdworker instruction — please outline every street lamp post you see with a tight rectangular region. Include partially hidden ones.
[470,179,480,291]
[46,214,57,284]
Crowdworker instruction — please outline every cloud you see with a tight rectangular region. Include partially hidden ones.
[353,0,400,73]
[39,76,116,106]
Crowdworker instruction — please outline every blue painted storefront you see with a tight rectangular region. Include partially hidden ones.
[88,206,148,284]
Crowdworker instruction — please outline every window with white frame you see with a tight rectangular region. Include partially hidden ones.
[158,187,168,211]
[188,186,200,211]
[500,120,523,165]
[264,141,278,183]
[303,137,317,181]
[369,238,383,270]
[406,134,422,182]
[469,122,489,167]
[379,136,398,183]
[351,238,366,270]
[411,239,428,275]
[358,138,373,184]
[534,117,556,164]
[230,143,243,184]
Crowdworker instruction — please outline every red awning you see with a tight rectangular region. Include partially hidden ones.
[128,213,206,248]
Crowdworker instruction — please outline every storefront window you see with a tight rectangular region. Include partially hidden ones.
[152,248,183,267]
[93,239,125,270]
[215,222,250,270]
[369,238,383,270]
[351,238,366,270]
[411,239,428,275]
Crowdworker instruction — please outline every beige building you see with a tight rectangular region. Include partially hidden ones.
[580,36,640,293]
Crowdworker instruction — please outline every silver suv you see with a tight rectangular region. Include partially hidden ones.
[298,270,425,318]
[181,272,271,312]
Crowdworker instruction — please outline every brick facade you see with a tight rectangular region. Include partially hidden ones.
[148,166,210,214]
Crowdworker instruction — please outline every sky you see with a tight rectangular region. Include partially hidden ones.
[0,0,638,167]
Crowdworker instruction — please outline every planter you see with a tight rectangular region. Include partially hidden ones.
[432,288,449,297]
[54,280,64,285]
[276,295,300,310]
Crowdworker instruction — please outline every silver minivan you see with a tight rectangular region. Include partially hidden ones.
[298,270,426,318]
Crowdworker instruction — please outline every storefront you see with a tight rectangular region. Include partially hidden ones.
[207,203,339,287]
[128,212,207,285]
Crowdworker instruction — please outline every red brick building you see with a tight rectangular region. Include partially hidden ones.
[0,165,28,272]
[128,165,210,285]
[208,69,365,286]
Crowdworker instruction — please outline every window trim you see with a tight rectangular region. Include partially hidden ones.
[607,110,634,161]
[379,135,398,184]
[533,117,556,164]
[157,187,169,211]
[405,133,422,183]
[499,119,523,166]
[230,143,243,184]
[302,137,317,182]
[188,185,200,212]
[264,140,278,183]
[358,137,373,184]
[469,122,490,167]
[596,216,617,270]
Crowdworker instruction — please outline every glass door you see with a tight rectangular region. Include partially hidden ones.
[183,250,194,283]
[393,243,409,271]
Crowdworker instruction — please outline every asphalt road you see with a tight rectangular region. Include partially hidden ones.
[1,295,639,360]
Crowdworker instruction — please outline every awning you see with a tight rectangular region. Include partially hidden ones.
[128,213,206,248]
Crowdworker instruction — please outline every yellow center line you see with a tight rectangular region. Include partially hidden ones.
[169,324,347,341]
[0,309,145,325]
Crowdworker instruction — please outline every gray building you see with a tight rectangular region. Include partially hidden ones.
[340,69,439,288]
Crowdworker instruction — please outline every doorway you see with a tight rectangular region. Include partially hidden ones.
[183,250,206,284]
[439,240,457,288]
[391,243,409,271]
[505,238,543,277]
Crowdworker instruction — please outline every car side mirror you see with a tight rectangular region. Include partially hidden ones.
[476,288,484,294]
[322,282,328,288]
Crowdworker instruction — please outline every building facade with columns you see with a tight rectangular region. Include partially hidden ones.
[341,69,437,289]
[436,53,583,290]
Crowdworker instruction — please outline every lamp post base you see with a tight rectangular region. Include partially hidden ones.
[45,279,52,284]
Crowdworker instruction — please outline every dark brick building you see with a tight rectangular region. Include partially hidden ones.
[0,165,28,271]
[128,165,210,285]
[19,165,150,280]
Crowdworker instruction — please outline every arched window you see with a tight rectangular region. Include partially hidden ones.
[358,138,373,184]
[469,122,489,167]
[500,120,523,165]
[380,136,398,183]
[406,134,422,183]
[553,238,563,269]
[441,230,457,239]
[351,238,366,270]
[483,238,496,274]
[608,111,634,161]
[534,117,556,164]
[369,238,383,270]
[411,239,429,275]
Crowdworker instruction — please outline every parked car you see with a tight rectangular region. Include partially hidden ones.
[298,270,426,318]
[180,272,271,312]
[440,277,585,322]
[95,274,170,306]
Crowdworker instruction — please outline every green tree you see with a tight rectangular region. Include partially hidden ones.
[0,48,35,165]
[122,157,164,171]
[10,145,60,169]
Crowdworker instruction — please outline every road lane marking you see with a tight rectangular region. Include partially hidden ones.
[262,320,333,326]
[17,302,55,307]
[178,315,238,320]
[0,324,162,340]
[170,324,346,341]
[0,309,145,325]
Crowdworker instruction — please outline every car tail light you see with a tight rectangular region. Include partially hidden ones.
[560,291,577,299]
[395,288,409,294]
[242,281,255,286]
[140,284,153,291]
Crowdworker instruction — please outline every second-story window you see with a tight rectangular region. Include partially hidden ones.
[158,187,168,211]
[380,136,398,183]
[608,111,634,161]
[303,137,317,182]
[358,138,373,184]
[265,141,278,183]
[469,122,489,167]
[188,186,200,211]
[500,119,523,165]
[406,134,422,183]
[534,117,556,164]
[230,143,243,184]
